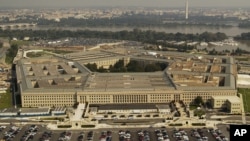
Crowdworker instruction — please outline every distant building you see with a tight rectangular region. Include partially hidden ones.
[23,37,30,41]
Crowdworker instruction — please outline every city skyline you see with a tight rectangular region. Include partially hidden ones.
[0,0,250,8]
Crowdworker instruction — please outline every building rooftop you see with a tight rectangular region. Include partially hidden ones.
[16,48,236,93]
[20,107,50,114]
[212,95,241,103]
[226,96,241,103]
[156,104,170,110]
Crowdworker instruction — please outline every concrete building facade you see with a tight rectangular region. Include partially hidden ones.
[211,96,242,114]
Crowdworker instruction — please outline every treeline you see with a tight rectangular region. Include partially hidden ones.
[239,21,250,28]
[208,47,248,56]
[37,15,234,28]
[234,32,250,40]
[85,60,168,73]
[0,29,227,43]
[0,41,3,48]
[5,44,18,64]
[38,14,167,27]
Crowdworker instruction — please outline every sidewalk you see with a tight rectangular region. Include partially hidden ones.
[46,119,222,130]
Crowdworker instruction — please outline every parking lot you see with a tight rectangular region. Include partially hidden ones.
[0,124,230,141]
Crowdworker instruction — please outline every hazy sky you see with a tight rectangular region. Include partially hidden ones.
[0,0,249,8]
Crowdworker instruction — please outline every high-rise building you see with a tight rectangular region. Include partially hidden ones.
[185,0,189,20]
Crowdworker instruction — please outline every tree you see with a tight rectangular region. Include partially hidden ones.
[97,66,107,72]
[194,96,203,106]
[145,64,161,72]
[5,44,18,64]
[85,63,97,72]
[0,41,3,48]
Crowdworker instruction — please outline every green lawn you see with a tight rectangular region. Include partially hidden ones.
[0,89,12,110]
[26,52,48,58]
[44,49,74,54]
[235,57,249,61]
[10,40,31,46]
[189,105,198,110]
[239,88,250,113]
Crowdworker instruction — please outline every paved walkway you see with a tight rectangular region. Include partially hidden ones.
[46,118,223,130]
[239,93,246,124]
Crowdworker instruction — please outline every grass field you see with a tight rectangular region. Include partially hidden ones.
[44,49,74,54]
[26,51,49,58]
[0,89,12,110]
[239,88,250,113]
[10,40,31,46]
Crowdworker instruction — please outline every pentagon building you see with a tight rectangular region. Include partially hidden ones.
[15,50,237,107]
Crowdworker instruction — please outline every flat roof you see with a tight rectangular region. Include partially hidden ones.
[84,72,175,91]
[0,108,19,113]
[20,108,50,113]
[52,107,66,112]
[226,96,241,103]
[15,49,236,93]
[237,74,250,87]
[156,104,170,109]
[212,96,241,103]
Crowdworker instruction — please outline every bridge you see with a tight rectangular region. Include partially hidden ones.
[0,23,37,29]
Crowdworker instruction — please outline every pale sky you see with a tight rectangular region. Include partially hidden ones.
[0,0,249,8]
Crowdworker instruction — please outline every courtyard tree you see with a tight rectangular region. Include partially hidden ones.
[194,96,203,106]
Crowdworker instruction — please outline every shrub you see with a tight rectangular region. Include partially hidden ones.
[192,123,206,126]
[81,125,95,128]
[57,125,72,128]
[169,123,183,126]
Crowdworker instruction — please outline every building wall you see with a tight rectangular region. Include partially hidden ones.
[21,92,77,107]
[21,89,237,108]
[211,98,227,109]
[158,109,171,114]
[182,90,236,105]
[98,109,157,114]
[85,58,120,69]
[210,96,242,114]
[226,101,241,114]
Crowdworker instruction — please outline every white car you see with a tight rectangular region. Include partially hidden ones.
[0,126,7,129]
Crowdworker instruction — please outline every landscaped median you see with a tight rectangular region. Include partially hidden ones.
[57,124,96,128]
[191,123,206,126]
[169,123,183,126]
[81,125,95,128]
[0,89,12,110]
[57,125,72,128]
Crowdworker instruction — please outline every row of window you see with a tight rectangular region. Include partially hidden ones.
[24,101,74,104]
[22,92,236,106]
[23,103,71,107]
[23,95,73,98]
